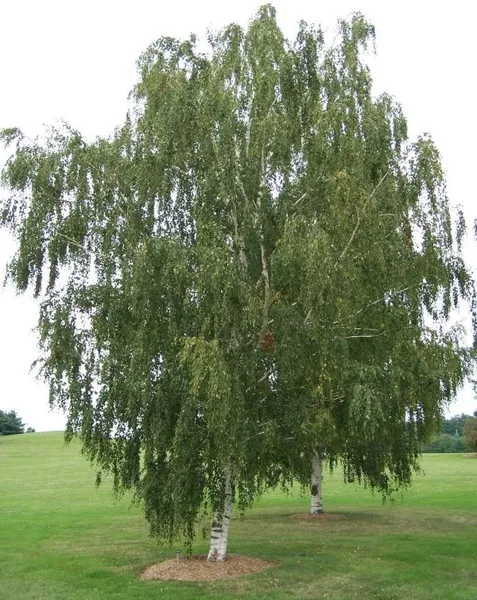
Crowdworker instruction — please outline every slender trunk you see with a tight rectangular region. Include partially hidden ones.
[207,468,234,561]
[310,453,324,514]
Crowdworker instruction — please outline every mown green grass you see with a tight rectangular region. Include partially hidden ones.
[1,432,476,599]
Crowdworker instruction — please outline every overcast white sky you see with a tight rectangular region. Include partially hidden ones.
[0,0,476,431]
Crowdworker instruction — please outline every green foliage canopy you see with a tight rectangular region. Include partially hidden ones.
[421,414,475,453]
[421,434,468,453]
[463,412,477,452]
[441,413,471,437]
[1,5,475,546]
[0,410,25,435]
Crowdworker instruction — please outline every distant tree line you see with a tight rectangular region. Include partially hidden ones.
[463,412,477,452]
[421,412,477,453]
[0,410,34,435]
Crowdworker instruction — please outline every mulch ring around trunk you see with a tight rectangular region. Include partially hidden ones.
[291,512,346,521]
[141,554,278,581]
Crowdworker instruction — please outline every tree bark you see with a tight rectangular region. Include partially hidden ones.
[207,468,234,561]
[310,453,324,514]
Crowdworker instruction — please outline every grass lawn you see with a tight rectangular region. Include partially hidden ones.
[1,432,476,600]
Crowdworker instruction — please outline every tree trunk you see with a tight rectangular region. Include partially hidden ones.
[310,453,324,514]
[207,468,234,561]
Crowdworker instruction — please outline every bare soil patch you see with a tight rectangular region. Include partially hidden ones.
[292,512,345,521]
[141,554,278,581]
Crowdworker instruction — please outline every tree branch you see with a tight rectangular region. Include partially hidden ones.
[233,135,258,211]
[257,235,271,350]
[343,332,385,339]
[334,168,391,269]
[292,192,307,211]
[57,232,87,252]
[257,147,271,350]
[334,286,410,324]
[304,307,312,325]
[231,199,248,269]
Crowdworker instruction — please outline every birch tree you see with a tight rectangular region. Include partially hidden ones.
[464,412,477,452]
[267,16,475,509]
[1,5,474,558]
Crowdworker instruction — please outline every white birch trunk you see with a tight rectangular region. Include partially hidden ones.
[310,453,324,514]
[207,468,234,561]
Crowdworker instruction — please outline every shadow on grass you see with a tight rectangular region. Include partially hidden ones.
[245,510,385,523]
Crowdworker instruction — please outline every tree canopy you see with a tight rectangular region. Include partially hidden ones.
[1,5,475,557]
[420,414,474,453]
[463,411,477,452]
[0,410,25,435]
[441,413,471,437]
